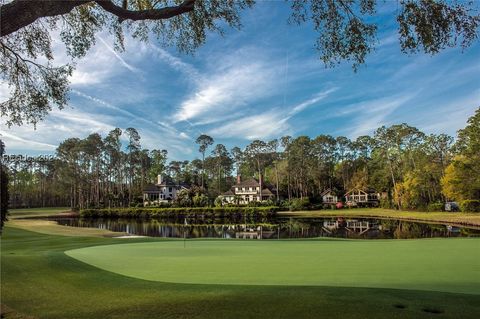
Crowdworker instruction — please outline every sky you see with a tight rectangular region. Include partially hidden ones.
[1,1,479,160]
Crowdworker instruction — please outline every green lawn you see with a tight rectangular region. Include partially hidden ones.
[66,239,480,294]
[2,227,480,319]
[8,207,70,219]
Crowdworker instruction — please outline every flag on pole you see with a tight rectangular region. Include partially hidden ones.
[183,218,187,248]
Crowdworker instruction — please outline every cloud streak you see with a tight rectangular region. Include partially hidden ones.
[209,88,337,140]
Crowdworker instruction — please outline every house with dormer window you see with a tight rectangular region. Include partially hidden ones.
[143,175,188,206]
[220,177,274,204]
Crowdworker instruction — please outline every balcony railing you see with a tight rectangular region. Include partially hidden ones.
[235,190,259,194]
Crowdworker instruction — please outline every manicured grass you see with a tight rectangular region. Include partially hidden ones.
[66,239,480,294]
[7,219,125,237]
[281,208,480,227]
[8,207,70,219]
[2,227,480,318]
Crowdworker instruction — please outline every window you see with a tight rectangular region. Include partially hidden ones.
[169,187,172,192]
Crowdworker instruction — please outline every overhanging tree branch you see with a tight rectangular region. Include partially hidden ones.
[0,0,197,37]
[1,0,90,37]
[94,0,196,22]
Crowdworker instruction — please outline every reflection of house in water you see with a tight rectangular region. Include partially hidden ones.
[235,226,276,239]
[323,219,380,235]
[446,225,461,233]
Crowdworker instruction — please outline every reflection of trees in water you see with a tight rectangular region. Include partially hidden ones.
[281,218,311,237]
[391,221,445,239]
[57,217,480,239]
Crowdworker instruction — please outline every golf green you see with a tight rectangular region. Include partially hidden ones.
[66,238,480,294]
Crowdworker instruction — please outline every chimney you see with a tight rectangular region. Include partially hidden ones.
[237,174,241,184]
[157,174,163,185]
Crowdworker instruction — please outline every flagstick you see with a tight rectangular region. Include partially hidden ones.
[183,217,187,248]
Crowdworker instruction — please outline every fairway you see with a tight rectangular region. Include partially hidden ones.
[66,238,480,294]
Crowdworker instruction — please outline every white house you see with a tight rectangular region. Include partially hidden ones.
[321,189,338,204]
[143,175,188,206]
[220,177,274,204]
[345,188,380,206]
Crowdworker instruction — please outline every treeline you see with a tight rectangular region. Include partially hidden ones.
[5,108,480,211]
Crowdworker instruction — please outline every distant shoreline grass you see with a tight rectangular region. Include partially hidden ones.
[280,208,480,227]
[8,207,71,219]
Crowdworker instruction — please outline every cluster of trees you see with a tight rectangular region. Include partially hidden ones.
[5,108,479,211]
[1,140,8,227]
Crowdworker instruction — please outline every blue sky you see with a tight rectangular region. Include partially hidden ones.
[1,1,479,160]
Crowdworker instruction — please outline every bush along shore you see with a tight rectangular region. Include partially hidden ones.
[80,207,280,219]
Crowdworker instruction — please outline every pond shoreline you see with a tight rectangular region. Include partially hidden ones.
[279,209,480,228]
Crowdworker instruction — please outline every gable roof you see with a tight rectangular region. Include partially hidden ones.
[345,187,377,195]
[320,188,335,196]
[143,182,189,192]
[222,189,234,196]
[234,178,261,188]
[143,184,159,192]
[261,188,274,196]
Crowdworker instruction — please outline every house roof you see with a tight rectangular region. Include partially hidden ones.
[261,188,274,196]
[222,189,234,196]
[143,181,189,192]
[234,178,261,187]
[320,188,335,196]
[345,187,377,195]
[155,176,178,187]
[143,184,159,192]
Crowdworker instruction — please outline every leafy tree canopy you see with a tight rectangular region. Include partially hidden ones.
[0,0,479,127]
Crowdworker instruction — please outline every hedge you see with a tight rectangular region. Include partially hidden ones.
[80,206,280,218]
[460,200,480,213]
[427,202,444,212]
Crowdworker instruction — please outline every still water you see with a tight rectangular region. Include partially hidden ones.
[54,216,480,239]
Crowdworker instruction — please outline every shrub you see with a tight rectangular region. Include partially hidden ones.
[460,200,480,212]
[427,202,444,212]
[80,206,280,218]
[214,196,223,207]
[289,197,310,211]
[193,194,209,207]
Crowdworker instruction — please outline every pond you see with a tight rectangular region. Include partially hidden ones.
[53,216,480,239]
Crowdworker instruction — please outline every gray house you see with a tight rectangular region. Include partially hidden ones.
[143,175,188,206]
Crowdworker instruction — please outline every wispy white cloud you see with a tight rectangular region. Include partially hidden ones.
[0,130,57,151]
[97,36,143,75]
[418,90,480,134]
[341,93,419,137]
[288,88,338,116]
[0,106,115,153]
[173,52,280,124]
[209,88,337,140]
[209,109,291,140]
[72,90,192,146]
[149,45,200,80]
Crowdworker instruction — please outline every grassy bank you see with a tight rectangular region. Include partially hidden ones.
[8,207,71,219]
[6,219,125,237]
[281,208,480,227]
[2,227,480,318]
